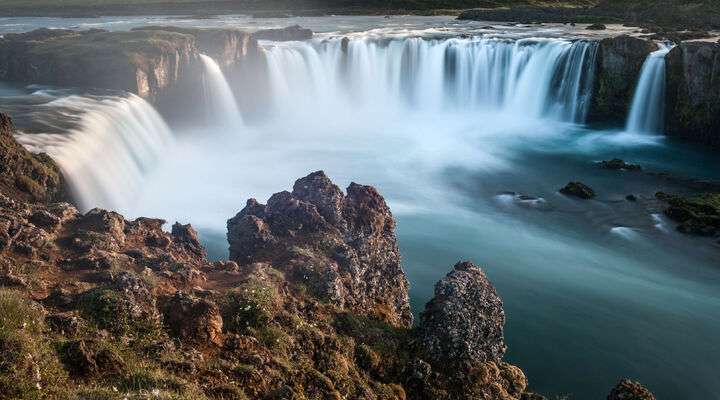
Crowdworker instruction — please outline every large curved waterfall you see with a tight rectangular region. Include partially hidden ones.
[199,54,244,129]
[263,37,598,123]
[626,44,673,134]
[16,94,173,212]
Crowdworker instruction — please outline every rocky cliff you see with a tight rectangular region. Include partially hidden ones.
[0,113,65,203]
[587,35,657,124]
[665,41,720,147]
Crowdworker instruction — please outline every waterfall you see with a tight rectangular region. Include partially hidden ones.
[626,43,673,134]
[199,54,244,129]
[15,94,174,212]
[262,37,598,123]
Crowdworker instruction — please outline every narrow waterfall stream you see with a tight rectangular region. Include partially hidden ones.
[199,54,244,129]
[626,43,673,134]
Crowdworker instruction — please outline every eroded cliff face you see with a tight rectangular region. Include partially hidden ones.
[0,28,196,101]
[665,42,720,147]
[588,35,657,124]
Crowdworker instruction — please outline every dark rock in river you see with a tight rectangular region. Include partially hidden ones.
[665,41,720,147]
[656,192,720,236]
[607,379,656,400]
[253,25,313,41]
[419,261,507,365]
[560,181,596,199]
[227,170,412,328]
[599,158,642,171]
[588,36,657,124]
[587,23,607,30]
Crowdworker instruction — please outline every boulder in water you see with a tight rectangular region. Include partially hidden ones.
[607,379,655,400]
[560,181,596,199]
[599,158,642,171]
[587,23,607,30]
[656,192,720,236]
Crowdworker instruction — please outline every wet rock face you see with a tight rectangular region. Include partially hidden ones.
[665,42,720,147]
[588,35,657,124]
[607,379,655,400]
[227,170,412,328]
[419,261,507,365]
[656,192,720,236]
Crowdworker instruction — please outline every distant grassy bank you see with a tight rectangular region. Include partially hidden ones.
[0,0,716,29]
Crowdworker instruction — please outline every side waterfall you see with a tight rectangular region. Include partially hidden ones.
[626,43,673,134]
[199,54,244,129]
[262,37,598,123]
[16,94,174,212]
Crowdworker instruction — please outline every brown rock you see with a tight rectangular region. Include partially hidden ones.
[163,292,223,346]
[607,379,655,400]
[419,261,507,365]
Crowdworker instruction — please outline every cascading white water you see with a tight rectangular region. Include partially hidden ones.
[15,94,173,212]
[626,43,673,134]
[263,37,598,123]
[199,54,244,129]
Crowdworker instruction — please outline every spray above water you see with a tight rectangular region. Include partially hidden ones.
[199,54,244,129]
[16,94,174,212]
[626,43,673,134]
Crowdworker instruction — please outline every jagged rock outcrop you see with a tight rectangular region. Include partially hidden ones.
[419,261,507,365]
[227,170,412,328]
[588,35,657,123]
[607,379,656,400]
[0,113,65,203]
[665,42,720,147]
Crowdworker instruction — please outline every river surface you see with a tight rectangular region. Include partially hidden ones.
[2,16,720,400]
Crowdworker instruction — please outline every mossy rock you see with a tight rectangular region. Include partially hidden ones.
[657,192,720,236]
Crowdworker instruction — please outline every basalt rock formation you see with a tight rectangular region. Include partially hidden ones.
[227,170,413,328]
[588,35,657,124]
[665,41,720,147]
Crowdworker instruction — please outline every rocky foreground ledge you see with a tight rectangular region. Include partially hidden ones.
[0,114,655,399]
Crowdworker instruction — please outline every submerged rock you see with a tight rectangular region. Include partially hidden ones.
[599,158,642,171]
[607,379,655,400]
[419,261,506,365]
[587,23,607,30]
[560,181,596,199]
